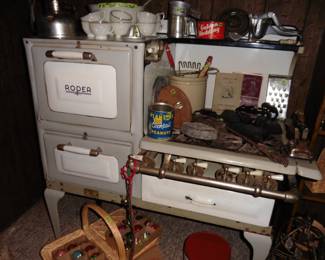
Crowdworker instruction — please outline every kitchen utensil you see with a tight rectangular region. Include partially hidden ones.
[167,0,193,38]
[168,1,190,16]
[249,12,300,40]
[178,61,201,71]
[198,56,213,77]
[125,23,143,39]
[165,43,176,75]
[249,14,272,40]
[168,15,185,38]
[186,17,197,36]
[157,85,192,129]
[219,9,250,41]
[168,16,197,38]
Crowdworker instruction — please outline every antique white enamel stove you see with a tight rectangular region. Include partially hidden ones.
[24,37,321,260]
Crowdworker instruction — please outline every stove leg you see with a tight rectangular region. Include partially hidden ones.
[44,188,65,238]
[243,232,272,260]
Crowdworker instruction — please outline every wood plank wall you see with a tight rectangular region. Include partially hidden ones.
[70,0,325,116]
[0,1,44,230]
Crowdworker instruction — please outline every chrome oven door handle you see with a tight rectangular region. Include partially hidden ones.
[185,195,216,206]
[45,50,97,61]
[56,144,102,157]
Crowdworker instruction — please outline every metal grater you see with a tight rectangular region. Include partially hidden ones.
[265,76,291,119]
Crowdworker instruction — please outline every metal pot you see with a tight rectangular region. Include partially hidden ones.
[36,0,80,38]
[36,15,81,38]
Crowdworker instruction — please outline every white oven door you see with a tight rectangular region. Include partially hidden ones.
[31,46,133,132]
[43,132,141,197]
[44,61,117,119]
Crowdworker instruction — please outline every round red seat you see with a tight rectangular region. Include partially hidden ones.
[183,231,231,260]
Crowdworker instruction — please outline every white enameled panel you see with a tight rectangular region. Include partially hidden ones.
[55,148,119,183]
[45,61,117,118]
[142,175,275,226]
[43,132,142,197]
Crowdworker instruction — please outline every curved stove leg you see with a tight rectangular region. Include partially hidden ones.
[44,188,65,238]
[243,231,272,260]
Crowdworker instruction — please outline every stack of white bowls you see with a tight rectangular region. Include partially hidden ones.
[109,10,133,37]
[81,11,112,39]
[137,11,164,36]
[81,2,145,39]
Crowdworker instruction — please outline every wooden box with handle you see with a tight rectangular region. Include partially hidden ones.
[41,204,161,260]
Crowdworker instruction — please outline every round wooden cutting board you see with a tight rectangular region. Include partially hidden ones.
[157,85,192,129]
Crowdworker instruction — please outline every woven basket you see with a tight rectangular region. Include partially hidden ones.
[41,203,160,260]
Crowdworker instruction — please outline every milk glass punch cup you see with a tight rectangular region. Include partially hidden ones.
[136,11,165,36]
[110,10,132,37]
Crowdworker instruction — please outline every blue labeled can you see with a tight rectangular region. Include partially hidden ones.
[148,103,174,139]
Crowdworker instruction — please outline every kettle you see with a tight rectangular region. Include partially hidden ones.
[36,0,81,38]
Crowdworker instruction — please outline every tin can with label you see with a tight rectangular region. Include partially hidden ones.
[197,21,225,39]
[148,103,174,139]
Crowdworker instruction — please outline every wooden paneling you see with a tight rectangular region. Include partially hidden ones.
[0,0,44,231]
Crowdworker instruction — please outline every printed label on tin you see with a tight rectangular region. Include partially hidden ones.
[148,110,174,139]
[198,21,225,39]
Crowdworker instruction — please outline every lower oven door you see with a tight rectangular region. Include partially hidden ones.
[43,132,141,197]
[142,175,274,226]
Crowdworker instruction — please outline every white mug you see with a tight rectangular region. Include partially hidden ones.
[137,22,157,36]
[110,10,132,22]
[137,11,165,23]
[112,21,132,37]
[155,12,165,23]
[89,21,113,40]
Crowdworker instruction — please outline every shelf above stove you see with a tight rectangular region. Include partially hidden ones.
[164,37,301,52]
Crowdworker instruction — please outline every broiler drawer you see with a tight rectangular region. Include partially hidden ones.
[43,132,141,197]
[142,175,274,226]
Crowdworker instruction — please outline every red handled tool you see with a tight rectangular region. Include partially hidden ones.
[165,43,176,75]
[120,159,138,259]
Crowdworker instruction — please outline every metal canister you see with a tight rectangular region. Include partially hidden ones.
[168,1,190,16]
[148,103,174,139]
[197,21,225,39]
[167,1,191,38]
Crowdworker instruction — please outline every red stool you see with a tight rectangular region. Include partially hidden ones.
[183,231,231,260]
